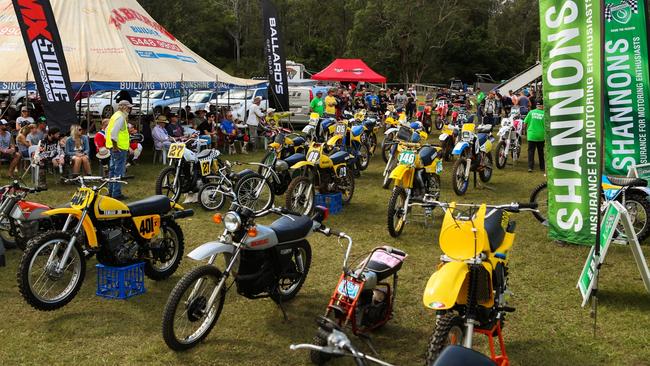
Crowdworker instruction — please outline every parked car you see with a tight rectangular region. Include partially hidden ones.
[0,90,38,116]
[171,90,219,114]
[139,89,187,116]
[75,90,140,118]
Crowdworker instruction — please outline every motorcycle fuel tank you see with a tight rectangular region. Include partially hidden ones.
[242,225,279,251]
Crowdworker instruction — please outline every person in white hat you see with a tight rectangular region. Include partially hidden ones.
[16,106,34,127]
[105,100,132,199]
[152,114,172,152]
[246,96,265,151]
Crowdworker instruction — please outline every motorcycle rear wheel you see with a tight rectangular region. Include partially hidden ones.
[156,166,182,202]
[387,187,407,238]
[234,173,274,214]
[198,182,226,211]
[358,143,370,171]
[425,313,466,365]
[145,220,184,280]
[161,265,226,351]
[270,241,312,302]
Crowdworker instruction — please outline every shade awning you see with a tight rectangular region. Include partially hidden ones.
[311,59,386,83]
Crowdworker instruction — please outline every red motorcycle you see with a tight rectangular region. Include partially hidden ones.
[417,105,434,133]
[0,181,53,250]
[310,224,407,364]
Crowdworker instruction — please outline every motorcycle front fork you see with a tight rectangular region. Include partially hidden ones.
[402,189,412,223]
[201,246,242,311]
[52,212,86,273]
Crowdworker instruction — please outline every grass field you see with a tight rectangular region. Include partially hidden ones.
[0,130,649,366]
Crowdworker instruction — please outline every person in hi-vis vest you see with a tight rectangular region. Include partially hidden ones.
[106,100,132,199]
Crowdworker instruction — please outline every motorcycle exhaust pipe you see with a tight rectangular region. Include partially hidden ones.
[173,209,194,220]
[416,169,426,190]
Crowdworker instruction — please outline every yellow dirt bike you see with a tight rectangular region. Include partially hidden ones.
[285,142,355,215]
[382,125,429,189]
[326,118,370,172]
[17,176,194,311]
[421,201,538,364]
[386,141,443,237]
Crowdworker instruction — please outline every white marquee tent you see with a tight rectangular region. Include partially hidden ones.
[0,0,264,91]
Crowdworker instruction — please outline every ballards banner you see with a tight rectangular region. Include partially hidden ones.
[603,0,650,175]
[12,0,76,132]
[261,0,289,112]
[539,0,603,245]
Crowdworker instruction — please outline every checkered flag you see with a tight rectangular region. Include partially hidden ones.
[605,3,613,21]
[624,0,638,13]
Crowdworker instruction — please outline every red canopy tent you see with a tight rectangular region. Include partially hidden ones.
[311,59,386,83]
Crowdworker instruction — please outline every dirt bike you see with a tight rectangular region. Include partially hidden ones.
[418,104,434,133]
[307,225,407,365]
[382,125,429,189]
[353,110,379,156]
[434,99,449,131]
[386,142,443,237]
[451,123,494,196]
[327,118,370,173]
[17,176,193,311]
[530,175,650,241]
[495,108,523,169]
[439,121,461,162]
[0,181,53,250]
[161,204,327,351]
[155,138,221,202]
[382,118,426,164]
[285,142,356,215]
[422,201,538,364]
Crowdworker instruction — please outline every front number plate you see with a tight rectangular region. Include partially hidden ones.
[398,151,416,166]
[167,143,185,159]
[337,279,360,299]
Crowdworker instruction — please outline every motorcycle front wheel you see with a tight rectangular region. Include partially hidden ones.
[479,152,493,183]
[285,176,315,215]
[435,117,444,130]
[198,182,226,211]
[17,231,86,311]
[452,159,469,196]
[387,187,407,238]
[495,141,507,169]
[161,265,226,351]
[234,173,274,214]
[368,133,378,155]
[358,143,370,171]
[156,166,182,202]
[425,313,466,364]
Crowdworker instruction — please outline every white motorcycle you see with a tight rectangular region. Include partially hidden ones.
[495,107,523,169]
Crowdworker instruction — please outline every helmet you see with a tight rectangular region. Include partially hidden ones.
[410,132,421,143]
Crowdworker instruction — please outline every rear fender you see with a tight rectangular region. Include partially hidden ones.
[423,261,468,310]
[43,208,98,248]
[188,241,235,261]
[452,141,469,155]
[629,187,650,199]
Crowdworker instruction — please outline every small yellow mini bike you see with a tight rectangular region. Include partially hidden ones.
[17,176,194,311]
[421,200,537,365]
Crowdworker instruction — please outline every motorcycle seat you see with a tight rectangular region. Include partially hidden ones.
[606,175,647,188]
[270,214,313,243]
[196,149,213,159]
[433,345,496,366]
[484,209,507,252]
[284,153,306,166]
[291,136,306,146]
[363,120,377,129]
[128,195,171,217]
[363,247,407,282]
[329,151,351,165]
[419,146,440,167]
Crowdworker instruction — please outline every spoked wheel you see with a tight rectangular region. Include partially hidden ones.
[285,176,315,216]
[425,313,466,364]
[198,183,226,211]
[530,183,548,225]
[435,117,444,130]
[161,265,226,351]
[145,220,184,280]
[338,170,355,204]
[358,144,370,171]
[387,187,407,238]
[368,133,378,156]
[479,153,493,183]
[426,173,441,200]
[452,158,469,196]
[17,231,86,311]
[156,166,182,202]
[259,152,276,174]
[622,193,650,242]
[271,241,311,302]
[495,141,507,169]
[234,173,274,214]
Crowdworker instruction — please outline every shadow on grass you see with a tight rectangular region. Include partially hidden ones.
[598,289,650,311]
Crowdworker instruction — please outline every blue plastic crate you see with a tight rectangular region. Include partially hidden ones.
[315,192,343,215]
[96,262,146,300]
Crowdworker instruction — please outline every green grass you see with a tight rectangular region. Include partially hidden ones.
[0,133,649,366]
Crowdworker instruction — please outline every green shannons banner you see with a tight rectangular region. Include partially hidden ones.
[603,0,650,175]
[539,0,602,245]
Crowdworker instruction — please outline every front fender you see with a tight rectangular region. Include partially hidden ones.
[423,261,468,310]
[389,164,414,187]
[43,208,98,248]
[452,142,469,155]
[630,187,650,199]
[290,161,315,170]
[188,241,235,261]
[327,134,342,146]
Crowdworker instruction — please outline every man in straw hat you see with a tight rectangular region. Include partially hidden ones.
[105,100,132,199]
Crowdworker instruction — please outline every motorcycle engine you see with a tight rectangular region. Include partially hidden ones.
[99,227,139,265]
[357,288,389,328]
[235,249,275,298]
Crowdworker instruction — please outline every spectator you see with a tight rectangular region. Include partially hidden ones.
[524,103,545,173]
[508,90,518,107]
[16,106,34,128]
[94,119,110,174]
[65,124,91,176]
[128,123,144,166]
[379,89,389,114]
[338,89,350,115]
[106,100,132,199]
[197,111,216,147]
[501,92,513,116]
[310,91,325,116]
[406,89,416,119]
[246,96,265,151]
[184,105,195,122]
[483,92,497,126]
[37,127,65,188]
[518,91,530,116]
[193,109,207,127]
[353,92,366,110]
[476,87,485,105]
[324,89,337,118]
[32,117,47,142]
[16,124,34,159]
[394,89,407,110]
[0,119,20,178]
[152,115,173,151]
[365,90,379,113]
[166,113,184,138]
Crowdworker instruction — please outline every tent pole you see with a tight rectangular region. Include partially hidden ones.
[179,74,183,120]
[215,74,218,114]
[138,74,144,131]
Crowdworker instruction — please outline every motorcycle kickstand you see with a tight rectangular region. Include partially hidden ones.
[275,292,289,322]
